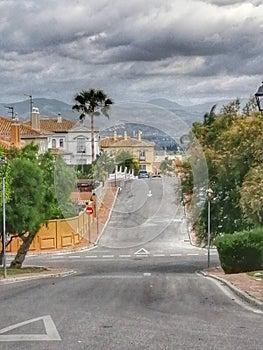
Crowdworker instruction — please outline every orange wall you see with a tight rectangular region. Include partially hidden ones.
[3,212,89,253]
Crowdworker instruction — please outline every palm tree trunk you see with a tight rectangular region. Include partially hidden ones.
[91,112,94,162]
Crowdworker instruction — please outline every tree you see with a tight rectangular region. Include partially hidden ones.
[183,104,263,243]
[7,158,47,268]
[220,97,241,117]
[203,104,217,125]
[72,89,113,162]
[92,151,114,183]
[115,150,139,175]
[5,144,77,268]
[242,95,258,116]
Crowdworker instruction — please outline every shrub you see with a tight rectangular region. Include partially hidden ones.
[214,228,263,273]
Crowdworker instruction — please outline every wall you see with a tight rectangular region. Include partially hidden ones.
[4,212,89,253]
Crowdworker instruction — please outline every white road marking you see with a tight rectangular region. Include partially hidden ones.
[0,315,61,342]
[153,254,165,257]
[102,255,115,258]
[119,255,131,258]
[85,255,98,258]
[68,255,81,259]
[170,253,183,256]
[187,253,199,256]
[134,248,150,255]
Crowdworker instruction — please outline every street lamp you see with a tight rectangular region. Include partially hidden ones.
[0,156,8,278]
[206,188,213,268]
[255,82,263,113]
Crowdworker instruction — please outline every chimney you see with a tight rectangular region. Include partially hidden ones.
[31,107,40,130]
[10,120,21,147]
[138,130,142,141]
[114,131,117,141]
[57,112,62,123]
[124,130,127,140]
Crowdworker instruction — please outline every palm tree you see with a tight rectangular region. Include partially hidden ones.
[203,104,217,125]
[72,89,113,162]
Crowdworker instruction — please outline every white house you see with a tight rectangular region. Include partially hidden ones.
[24,108,100,165]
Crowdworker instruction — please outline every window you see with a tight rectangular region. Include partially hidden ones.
[139,149,146,161]
[59,139,64,148]
[77,137,86,153]
[52,139,56,148]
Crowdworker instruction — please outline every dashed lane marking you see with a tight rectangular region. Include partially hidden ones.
[119,254,132,258]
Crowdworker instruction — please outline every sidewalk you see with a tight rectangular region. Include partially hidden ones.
[201,266,263,310]
[74,186,118,249]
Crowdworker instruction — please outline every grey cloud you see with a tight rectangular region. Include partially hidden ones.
[0,0,262,104]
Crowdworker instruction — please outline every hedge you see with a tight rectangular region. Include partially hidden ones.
[214,228,263,274]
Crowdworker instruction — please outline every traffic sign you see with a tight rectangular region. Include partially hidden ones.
[85,206,93,215]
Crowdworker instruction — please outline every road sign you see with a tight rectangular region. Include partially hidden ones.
[85,206,93,215]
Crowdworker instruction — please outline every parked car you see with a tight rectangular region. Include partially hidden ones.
[138,170,149,179]
[151,173,162,178]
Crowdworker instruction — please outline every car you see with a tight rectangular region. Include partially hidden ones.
[138,170,149,179]
[151,173,162,178]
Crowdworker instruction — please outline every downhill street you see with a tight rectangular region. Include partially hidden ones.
[0,177,262,349]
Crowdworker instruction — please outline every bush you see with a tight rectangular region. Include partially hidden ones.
[214,228,263,273]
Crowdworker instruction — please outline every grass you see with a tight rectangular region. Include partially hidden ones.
[247,270,263,280]
[0,266,48,277]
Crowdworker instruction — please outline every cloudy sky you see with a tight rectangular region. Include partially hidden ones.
[0,0,263,106]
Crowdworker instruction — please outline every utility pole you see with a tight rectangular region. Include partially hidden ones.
[24,94,33,119]
[4,106,14,119]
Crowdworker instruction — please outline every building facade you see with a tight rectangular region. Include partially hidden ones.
[100,131,155,173]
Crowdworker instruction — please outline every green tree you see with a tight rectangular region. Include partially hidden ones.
[203,104,217,125]
[7,158,47,268]
[92,151,114,183]
[220,97,241,117]
[239,164,263,226]
[5,144,77,268]
[72,89,113,162]
[242,95,258,116]
[115,150,139,175]
[184,105,263,243]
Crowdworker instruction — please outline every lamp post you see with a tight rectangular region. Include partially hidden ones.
[255,82,263,113]
[206,188,213,268]
[0,156,8,278]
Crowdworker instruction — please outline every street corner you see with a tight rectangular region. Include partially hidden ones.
[198,266,263,311]
[0,267,76,284]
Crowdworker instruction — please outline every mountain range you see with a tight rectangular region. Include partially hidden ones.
[0,96,248,128]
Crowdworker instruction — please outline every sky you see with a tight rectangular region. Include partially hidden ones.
[0,0,263,106]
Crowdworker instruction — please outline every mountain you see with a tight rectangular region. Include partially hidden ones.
[0,96,249,128]
[0,98,76,121]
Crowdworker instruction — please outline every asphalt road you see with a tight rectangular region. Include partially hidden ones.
[1,177,262,349]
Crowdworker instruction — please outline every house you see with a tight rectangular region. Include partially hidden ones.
[24,108,100,165]
[100,130,155,173]
[0,115,49,152]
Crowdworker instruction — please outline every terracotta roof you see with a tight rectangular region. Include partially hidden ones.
[100,136,155,148]
[0,116,46,138]
[24,117,75,132]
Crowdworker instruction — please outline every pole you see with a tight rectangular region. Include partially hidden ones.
[2,174,6,278]
[88,214,91,243]
[96,210,99,236]
[207,198,211,268]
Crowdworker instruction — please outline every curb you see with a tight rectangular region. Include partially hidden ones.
[94,187,119,245]
[199,270,263,311]
[0,269,76,284]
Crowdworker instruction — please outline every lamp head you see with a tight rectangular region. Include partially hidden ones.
[255,82,263,112]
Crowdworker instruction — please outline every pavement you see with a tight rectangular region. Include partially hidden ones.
[201,266,263,311]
